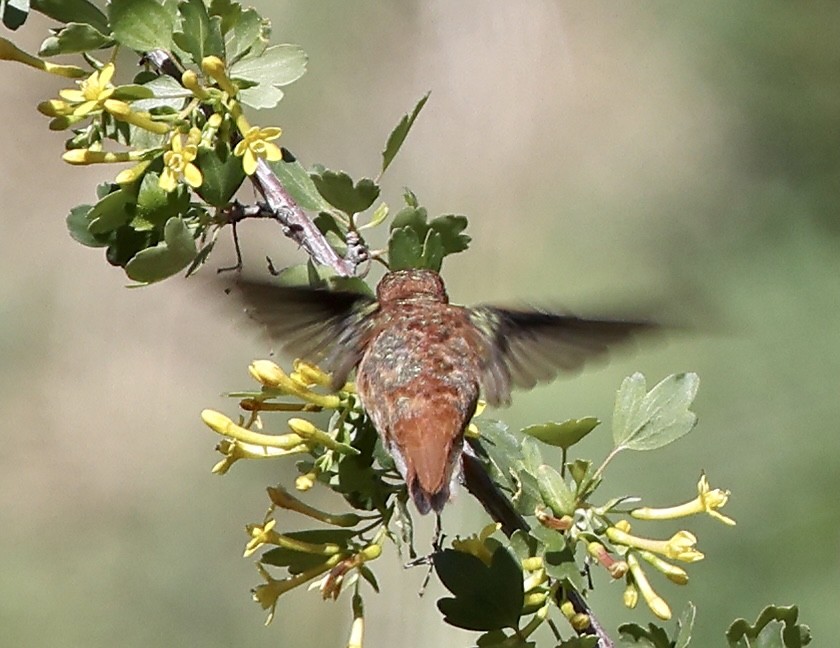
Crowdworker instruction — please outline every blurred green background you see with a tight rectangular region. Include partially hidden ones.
[1,1,838,646]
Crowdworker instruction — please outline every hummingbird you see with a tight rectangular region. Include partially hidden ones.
[234,268,655,515]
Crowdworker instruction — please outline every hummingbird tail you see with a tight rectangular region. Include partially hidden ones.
[409,480,450,516]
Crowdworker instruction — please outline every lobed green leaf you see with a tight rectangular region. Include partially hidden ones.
[726,605,811,648]
[612,372,699,452]
[174,0,225,63]
[124,216,197,284]
[109,0,175,52]
[32,0,108,32]
[311,169,380,215]
[434,547,523,631]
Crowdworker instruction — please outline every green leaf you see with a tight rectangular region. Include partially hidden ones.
[434,547,523,631]
[106,226,154,268]
[726,605,811,648]
[225,7,262,63]
[66,204,108,247]
[387,226,423,271]
[536,464,576,516]
[267,156,332,212]
[541,546,584,590]
[88,188,133,234]
[125,216,197,284]
[381,92,429,174]
[131,172,189,231]
[32,0,108,31]
[429,214,471,254]
[612,373,699,452]
[110,84,155,101]
[421,228,445,271]
[194,145,245,207]
[390,204,427,231]
[230,43,306,108]
[618,622,672,647]
[675,602,696,648]
[522,417,600,449]
[311,170,380,215]
[173,0,224,63]
[39,22,111,56]
[109,0,174,51]
[559,638,599,648]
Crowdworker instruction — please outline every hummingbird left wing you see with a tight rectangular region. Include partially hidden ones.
[468,306,657,407]
[232,279,379,390]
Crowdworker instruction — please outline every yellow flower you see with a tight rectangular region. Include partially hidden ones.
[252,556,342,625]
[631,473,736,526]
[627,553,671,620]
[606,526,704,563]
[451,523,501,566]
[160,128,203,192]
[59,62,115,116]
[234,125,282,175]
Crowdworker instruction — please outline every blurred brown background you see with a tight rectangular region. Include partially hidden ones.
[2,1,839,646]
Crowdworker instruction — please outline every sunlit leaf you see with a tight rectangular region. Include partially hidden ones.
[612,373,699,452]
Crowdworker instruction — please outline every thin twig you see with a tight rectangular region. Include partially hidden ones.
[144,49,360,278]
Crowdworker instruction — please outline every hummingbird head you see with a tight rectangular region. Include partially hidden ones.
[376,269,449,305]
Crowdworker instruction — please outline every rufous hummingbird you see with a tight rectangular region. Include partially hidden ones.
[234,268,654,515]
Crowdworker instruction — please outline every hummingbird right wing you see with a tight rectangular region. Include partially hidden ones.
[232,279,379,390]
[468,306,657,408]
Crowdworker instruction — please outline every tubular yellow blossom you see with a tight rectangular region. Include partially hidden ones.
[623,579,639,608]
[451,523,501,566]
[103,99,170,134]
[606,527,704,563]
[160,128,203,191]
[37,99,72,117]
[201,408,308,450]
[253,555,343,625]
[570,613,591,632]
[521,556,544,572]
[639,550,689,585]
[559,600,576,620]
[267,485,363,527]
[182,69,211,99]
[295,468,319,491]
[249,360,341,408]
[244,518,344,558]
[212,438,304,475]
[62,149,148,165]
[292,359,333,387]
[115,160,153,185]
[202,55,239,95]
[631,473,736,526]
[287,418,356,454]
[234,124,283,175]
[59,62,116,116]
[614,519,632,533]
[627,553,671,620]
[523,591,548,609]
[0,36,86,77]
[523,568,548,593]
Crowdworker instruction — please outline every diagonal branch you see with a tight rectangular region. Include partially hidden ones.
[143,49,359,277]
[462,440,615,648]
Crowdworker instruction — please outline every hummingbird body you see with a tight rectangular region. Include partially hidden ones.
[356,271,480,514]
[234,268,654,515]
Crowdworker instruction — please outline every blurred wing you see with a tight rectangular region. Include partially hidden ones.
[234,279,378,389]
[469,306,657,407]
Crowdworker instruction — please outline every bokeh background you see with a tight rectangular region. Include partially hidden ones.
[2,1,838,646]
